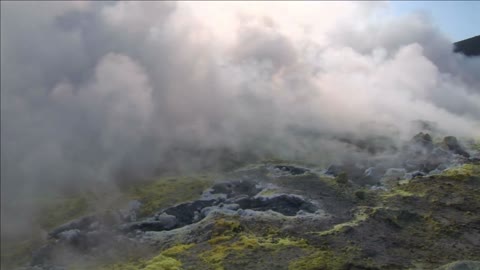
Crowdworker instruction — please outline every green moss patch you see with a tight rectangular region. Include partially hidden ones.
[127,175,214,217]
[288,249,358,270]
[98,244,194,270]
[441,164,480,180]
[36,194,94,230]
[200,234,309,270]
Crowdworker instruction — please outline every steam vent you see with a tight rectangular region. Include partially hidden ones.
[1,2,480,270]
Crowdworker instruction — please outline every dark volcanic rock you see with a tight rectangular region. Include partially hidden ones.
[48,215,97,238]
[163,199,217,227]
[325,162,365,180]
[454,35,480,57]
[442,136,470,158]
[325,164,343,176]
[411,132,433,152]
[232,194,318,216]
[273,165,308,175]
[120,217,177,232]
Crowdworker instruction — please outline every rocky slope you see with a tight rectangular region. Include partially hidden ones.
[3,134,480,270]
[454,35,480,57]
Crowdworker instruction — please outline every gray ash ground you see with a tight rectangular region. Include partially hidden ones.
[15,133,480,270]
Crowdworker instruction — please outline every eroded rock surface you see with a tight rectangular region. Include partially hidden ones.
[16,136,480,270]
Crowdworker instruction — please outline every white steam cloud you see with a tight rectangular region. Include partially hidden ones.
[1,1,479,237]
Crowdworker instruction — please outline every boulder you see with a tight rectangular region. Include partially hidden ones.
[162,199,216,226]
[442,136,470,158]
[411,132,434,151]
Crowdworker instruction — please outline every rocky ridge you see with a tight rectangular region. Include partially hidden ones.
[5,134,480,270]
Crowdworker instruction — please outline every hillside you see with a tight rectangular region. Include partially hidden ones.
[4,134,480,270]
[454,35,480,57]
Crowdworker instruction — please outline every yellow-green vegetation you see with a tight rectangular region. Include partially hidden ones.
[0,237,45,269]
[381,188,420,199]
[257,188,281,196]
[201,234,309,270]
[1,192,99,269]
[212,218,242,236]
[469,138,480,151]
[161,244,194,257]
[98,244,194,270]
[288,249,358,270]
[200,217,309,270]
[335,172,349,185]
[441,164,480,180]
[37,193,96,230]
[316,207,375,236]
[127,175,214,217]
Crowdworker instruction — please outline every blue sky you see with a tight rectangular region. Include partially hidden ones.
[389,1,480,41]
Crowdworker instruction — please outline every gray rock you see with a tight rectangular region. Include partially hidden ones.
[156,213,178,228]
[162,199,216,226]
[325,164,343,176]
[442,136,470,158]
[436,260,480,270]
[411,132,434,152]
[271,165,308,176]
[233,194,318,216]
[57,229,82,243]
[360,167,384,185]
[119,214,177,232]
[380,168,406,187]
[405,170,426,180]
[48,215,97,238]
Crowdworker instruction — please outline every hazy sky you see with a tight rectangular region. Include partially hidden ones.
[390,1,480,41]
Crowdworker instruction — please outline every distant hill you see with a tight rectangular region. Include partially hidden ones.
[454,35,480,56]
